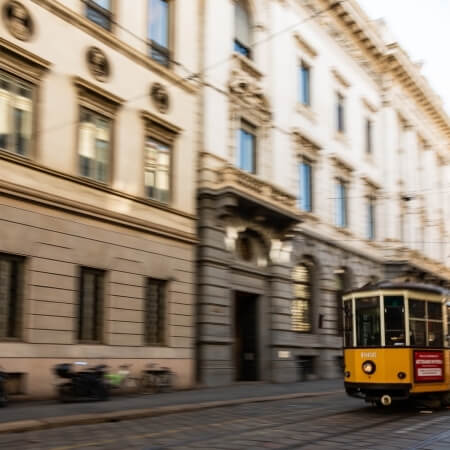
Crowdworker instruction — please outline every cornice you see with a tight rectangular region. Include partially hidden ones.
[0,150,196,221]
[293,31,318,58]
[30,0,197,94]
[0,178,198,244]
[385,44,450,141]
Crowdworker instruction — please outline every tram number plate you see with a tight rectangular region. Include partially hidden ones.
[414,351,444,382]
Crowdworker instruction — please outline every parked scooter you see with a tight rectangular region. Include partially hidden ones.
[0,368,8,407]
[54,362,110,403]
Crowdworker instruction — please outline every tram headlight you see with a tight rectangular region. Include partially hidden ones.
[362,360,376,375]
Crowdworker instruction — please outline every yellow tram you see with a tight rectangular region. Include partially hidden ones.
[343,281,450,406]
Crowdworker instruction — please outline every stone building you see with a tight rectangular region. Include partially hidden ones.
[196,0,450,386]
[0,0,199,397]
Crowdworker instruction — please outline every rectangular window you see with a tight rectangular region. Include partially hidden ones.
[355,297,380,347]
[237,120,256,174]
[299,160,312,212]
[144,137,170,203]
[148,0,170,66]
[298,63,311,106]
[366,119,373,154]
[343,299,353,347]
[234,2,251,59]
[145,278,166,345]
[78,107,111,183]
[0,72,33,157]
[384,296,405,346]
[85,0,112,31]
[336,93,345,133]
[367,196,376,240]
[409,299,443,347]
[335,180,348,228]
[0,254,23,340]
[78,267,104,343]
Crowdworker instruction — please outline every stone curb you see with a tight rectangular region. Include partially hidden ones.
[0,389,343,435]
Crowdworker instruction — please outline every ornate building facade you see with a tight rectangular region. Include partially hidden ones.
[0,0,199,397]
[196,0,450,385]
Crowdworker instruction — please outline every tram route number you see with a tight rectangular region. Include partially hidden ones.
[414,350,444,382]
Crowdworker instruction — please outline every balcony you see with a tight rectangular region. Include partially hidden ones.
[198,152,300,231]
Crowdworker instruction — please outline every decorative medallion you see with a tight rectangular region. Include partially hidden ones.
[150,82,170,114]
[86,46,110,82]
[2,0,34,41]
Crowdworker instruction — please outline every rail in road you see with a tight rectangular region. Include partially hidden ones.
[1,392,450,449]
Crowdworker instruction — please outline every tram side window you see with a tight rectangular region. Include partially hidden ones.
[427,302,443,347]
[343,300,353,347]
[355,297,380,347]
[384,296,405,346]
[409,299,426,346]
[409,299,443,347]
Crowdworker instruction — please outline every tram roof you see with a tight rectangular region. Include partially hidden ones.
[344,280,449,296]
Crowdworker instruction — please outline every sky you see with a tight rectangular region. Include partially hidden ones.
[357,0,450,114]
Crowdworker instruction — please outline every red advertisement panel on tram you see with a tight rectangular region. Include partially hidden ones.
[414,351,444,382]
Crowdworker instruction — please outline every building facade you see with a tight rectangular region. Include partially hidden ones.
[0,0,199,397]
[196,0,450,386]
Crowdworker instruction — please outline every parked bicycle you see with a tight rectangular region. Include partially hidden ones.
[104,364,137,391]
[140,364,174,394]
[54,362,110,403]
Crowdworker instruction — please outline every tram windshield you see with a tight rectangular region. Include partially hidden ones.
[355,297,380,347]
[384,296,405,346]
[343,300,353,347]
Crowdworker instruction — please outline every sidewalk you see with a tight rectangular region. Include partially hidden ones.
[0,379,343,433]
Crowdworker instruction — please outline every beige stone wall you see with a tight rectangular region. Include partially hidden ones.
[0,197,195,397]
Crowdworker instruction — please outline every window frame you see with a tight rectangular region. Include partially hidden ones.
[0,70,35,158]
[144,277,167,346]
[298,61,311,107]
[335,178,348,228]
[73,77,123,186]
[84,0,114,32]
[367,195,376,241]
[234,0,253,60]
[147,0,173,67]
[77,106,112,184]
[291,263,313,333]
[141,110,181,206]
[365,118,373,155]
[77,266,105,344]
[237,118,257,175]
[298,157,313,213]
[0,40,50,163]
[336,92,345,134]
[0,253,24,342]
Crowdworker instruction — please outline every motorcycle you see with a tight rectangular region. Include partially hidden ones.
[54,362,110,403]
[0,369,8,407]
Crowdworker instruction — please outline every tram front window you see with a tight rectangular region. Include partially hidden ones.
[343,300,353,347]
[356,297,380,347]
[384,296,405,346]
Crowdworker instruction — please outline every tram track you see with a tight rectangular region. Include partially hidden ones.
[121,397,417,449]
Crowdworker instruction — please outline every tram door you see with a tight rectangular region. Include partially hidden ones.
[234,292,259,381]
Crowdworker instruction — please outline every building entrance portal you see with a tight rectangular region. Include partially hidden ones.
[234,292,259,381]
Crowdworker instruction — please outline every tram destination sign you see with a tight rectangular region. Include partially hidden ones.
[414,350,444,382]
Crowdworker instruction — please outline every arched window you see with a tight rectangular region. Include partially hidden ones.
[292,264,312,332]
[234,1,252,59]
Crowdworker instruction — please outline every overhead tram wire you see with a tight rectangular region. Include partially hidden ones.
[29,1,449,204]
[31,0,345,141]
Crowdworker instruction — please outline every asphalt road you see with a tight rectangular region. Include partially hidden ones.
[1,392,450,449]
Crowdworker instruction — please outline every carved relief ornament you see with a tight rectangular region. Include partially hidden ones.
[150,82,170,114]
[86,46,110,82]
[229,69,271,122]
[2,0,34,41]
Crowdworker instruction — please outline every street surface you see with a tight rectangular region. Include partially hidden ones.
[2,392,450,449]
